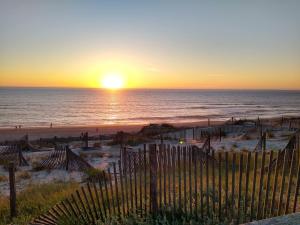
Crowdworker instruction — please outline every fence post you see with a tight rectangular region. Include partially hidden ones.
[263,132,266,151]
[9,162,17,218]
[192,127,195,140]
[18,148,22,166]
[149,144,158,214]
[85,132,89,148]
[123,147,127,174]
[66,146,70,171]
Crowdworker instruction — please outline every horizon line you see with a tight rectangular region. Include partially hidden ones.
[0,86,300,92]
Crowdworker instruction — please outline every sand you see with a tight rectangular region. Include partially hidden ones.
[0,120,224,142]
[0,117,295,196]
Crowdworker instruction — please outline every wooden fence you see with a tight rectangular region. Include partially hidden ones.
[31,134,300,225]
[0,144,28,167]
[38,145,92,171]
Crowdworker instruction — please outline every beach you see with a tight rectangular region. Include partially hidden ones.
[0,120,224,142]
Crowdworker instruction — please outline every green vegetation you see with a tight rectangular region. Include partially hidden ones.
[84,167,111,182]
[54,149,299,225]
[0,182,79,225]
[31,161,44,171]
[1,149,297,225]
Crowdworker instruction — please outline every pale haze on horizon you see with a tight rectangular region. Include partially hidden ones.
[0,0,299,90]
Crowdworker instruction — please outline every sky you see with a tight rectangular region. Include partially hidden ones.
[0,0,299,90]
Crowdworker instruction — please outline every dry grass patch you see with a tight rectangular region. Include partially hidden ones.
[0,175,7,182]
[0,182,79,225]
[16,171,31,181]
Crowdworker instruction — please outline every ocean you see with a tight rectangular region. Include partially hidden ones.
[0,88,299,128]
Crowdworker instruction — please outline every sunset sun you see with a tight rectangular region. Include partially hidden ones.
[101,73,124,89]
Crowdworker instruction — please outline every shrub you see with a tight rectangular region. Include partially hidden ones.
[232,143,238,148]
[31,161,44,171]
[84,168,111,181]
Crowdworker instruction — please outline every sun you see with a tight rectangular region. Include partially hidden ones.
[101,73,124,89]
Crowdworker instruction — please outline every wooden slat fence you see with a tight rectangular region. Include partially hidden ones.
[0,144,28,166]
[38,145,92,171]
[31,135,300,225]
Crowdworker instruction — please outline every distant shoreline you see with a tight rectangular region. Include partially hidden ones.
[0,120,226,142]
[1,115,298,142]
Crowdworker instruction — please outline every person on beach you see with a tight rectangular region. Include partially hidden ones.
[50,123,53,128]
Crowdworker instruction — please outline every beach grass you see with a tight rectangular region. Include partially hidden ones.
[0,182,78,225]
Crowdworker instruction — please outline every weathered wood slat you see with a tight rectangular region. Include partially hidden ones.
[277,149,288,216]
[138,149,143,214]
[218,151,222,220]
[163,145,167,208]
[178,146,182,210]
[172,146,176,212]
[256,151,266,220]
[183,146,187,214]
[133,154,138,212]
[200,147,204,218]
[244,152,252,222]
[194,147,198,218]
[113,163,121,216]
[144,144,147,214]
[188,146,192,215]
[270,151,280,216]
[250,152,258,221]
[206,146,210,216]
[212,150,216,214]
[158,145,162,209]
[262,151,273,219]
[168,145,171,207]
[225,151,229,217]
[293,152,300,213]
[86,182,99,220]
[149,144,158,213]
[231,152,236,219]
[98,178,107,218]
[102,171,111,216]
[81,186,95,223]
[128,154,134,211]
[237,153,243,223]
[285,148,296,214]
[118,160,126,215]
[92,182,104,221]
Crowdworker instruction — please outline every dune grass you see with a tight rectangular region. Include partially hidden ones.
[0,182,79,225]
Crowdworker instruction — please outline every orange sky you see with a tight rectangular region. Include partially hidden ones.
[1,1,299,90]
